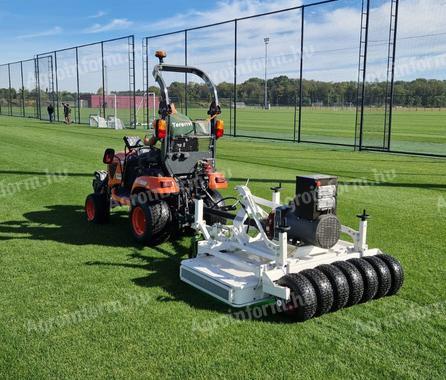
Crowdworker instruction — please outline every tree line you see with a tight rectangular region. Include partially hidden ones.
[2,76,446,108]
[147,77,446,108]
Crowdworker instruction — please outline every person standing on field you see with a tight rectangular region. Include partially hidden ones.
[62,102,72,124]
[47,103,55,123]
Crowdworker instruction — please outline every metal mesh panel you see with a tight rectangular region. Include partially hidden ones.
[9,62,23,117]
[146,32,186,121]
[37,55,55,121]
[391,0,446,155]
[77,44,103,124]
[103,37,135,127]
[0,65,10,116]
[361,0,393,150]
[55,49,78,123]
[236,10,302,140]
[186,22,235,135]
[301,0,360,146]
[22,60,37,118]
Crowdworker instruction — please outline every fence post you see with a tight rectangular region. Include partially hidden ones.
[76,47,80,124]
[145,38,149,128]
[233,19,237,137]
[49,55,55,119]
[20,61,25,117]
[54,52,59,122]
[387,0,400,151]
[184,30,188,115]
[34,58,39,119]
[36,58,42,119]
[131,36,137,128]
[229,95,233,136]
[7,63,12,116]
[358,0,371,151]
[101,42,106,119]
[297,6,305,143]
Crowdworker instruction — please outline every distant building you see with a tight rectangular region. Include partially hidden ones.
[80,94,159,110]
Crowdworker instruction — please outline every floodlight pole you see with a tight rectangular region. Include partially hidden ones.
[264,37,270,110]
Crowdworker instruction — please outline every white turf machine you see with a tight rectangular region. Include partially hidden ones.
[180,175,404,321]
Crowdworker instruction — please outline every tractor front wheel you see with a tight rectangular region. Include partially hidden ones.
[85,193,110,224]
[130,200,171,245]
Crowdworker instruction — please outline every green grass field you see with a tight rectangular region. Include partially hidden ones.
[0,115,445,379]
[229,107,446,155]
[4,105,445,155]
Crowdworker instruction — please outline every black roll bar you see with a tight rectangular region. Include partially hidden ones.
[152,64,219,107]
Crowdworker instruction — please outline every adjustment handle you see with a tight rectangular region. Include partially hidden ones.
[356,209,370,221]
[271,182,282,193]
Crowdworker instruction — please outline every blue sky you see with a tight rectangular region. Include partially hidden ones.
[0,0,221,61]
[0,0,445,86]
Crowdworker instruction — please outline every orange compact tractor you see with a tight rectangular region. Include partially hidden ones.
[85,51,228,244]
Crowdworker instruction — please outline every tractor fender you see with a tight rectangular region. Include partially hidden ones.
[131,176,180,195]
[208,172,228,190]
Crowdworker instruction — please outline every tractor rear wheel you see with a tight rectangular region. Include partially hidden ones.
[316,264,350,312]
[376,254,404,296]
[348,258,379,303]
[332,261,364,307]
[363,256,392,299]
[301,269,334,317]
[277,273,317,322]
[130,200,171,245]
[85,193,110,224]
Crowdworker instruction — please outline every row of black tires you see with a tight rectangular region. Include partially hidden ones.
[278,255,404,321]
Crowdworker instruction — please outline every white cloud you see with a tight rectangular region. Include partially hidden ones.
[146,0,446,83]
[88,10,107,19]
[84,18,133,34]
[148,0,302,32]
[16,26,62,40]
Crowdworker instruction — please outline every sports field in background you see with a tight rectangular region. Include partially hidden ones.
[0,115,445,378]
[221,107,446,155]
[5,105,444,155]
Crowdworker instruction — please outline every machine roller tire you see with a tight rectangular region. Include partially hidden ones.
[332,261,364,307]
[348,258,379,303]
[300,269,334,317]
[277,273,318,322]
[363,256,392,299]
[376,254,404,296]
[316,264,350,312]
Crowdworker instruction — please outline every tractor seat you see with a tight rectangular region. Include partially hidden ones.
[115,152,126,162]
[137,149,161,165]
[123,149,161,188]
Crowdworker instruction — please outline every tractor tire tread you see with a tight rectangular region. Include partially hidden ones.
[301,268,334,317]
[376,254,404,296]
[348,258,379,302]
[332,261,364,307]
[277,273,318,322]
[130,199,171,244]
[85,193,110,224]
[363,256,392,299]
[316,264,350,312]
